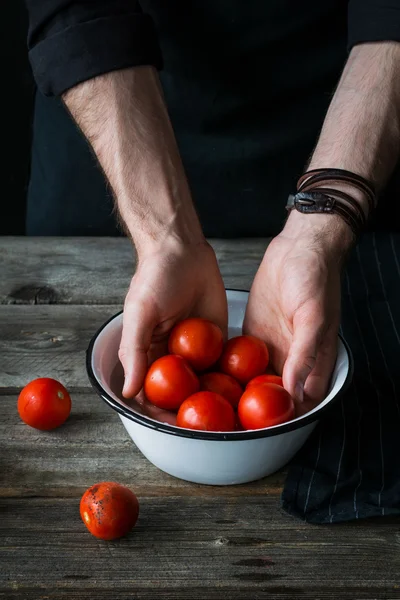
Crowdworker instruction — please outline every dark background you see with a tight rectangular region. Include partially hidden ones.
[2,1,34,235]
[3,1,399,236]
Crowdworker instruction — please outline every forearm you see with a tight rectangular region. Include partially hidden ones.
[63,66,204,252]
[284,42,400,251]
[309,42,400,203]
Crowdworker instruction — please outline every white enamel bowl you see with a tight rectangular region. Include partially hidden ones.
[86,290,353,485]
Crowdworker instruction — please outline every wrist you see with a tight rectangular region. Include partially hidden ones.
[135,230,209,261]
[303,174,372,219]
[119,187,206,256]
[132,223,207,259]
[129,211,208,261]
[283,168,375,260]
[282,208,355,262]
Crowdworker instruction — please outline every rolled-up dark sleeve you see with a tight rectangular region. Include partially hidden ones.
[348,0,400,49]
[25,0,163,97]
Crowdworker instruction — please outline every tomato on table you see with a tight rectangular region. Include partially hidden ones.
[168,317,224,372]
[199,371,243,409]
[177,391,235,432]
[80,482,139,540]
[238,383,295,430]
[144,354,199,410]
[246,373,283,389]
[17,377,71,430]
[219,335,269,385]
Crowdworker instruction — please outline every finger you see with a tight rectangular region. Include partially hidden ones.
[118,297,157,398]
[303,325,338,405]
[242,286,289,374]
[140,398,177,426]
[282,310,325,402]
[195,284,229,339]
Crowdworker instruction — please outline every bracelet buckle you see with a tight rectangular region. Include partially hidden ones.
[286,191,336,213]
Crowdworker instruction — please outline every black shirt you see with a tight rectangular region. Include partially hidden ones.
[24,1,400,237]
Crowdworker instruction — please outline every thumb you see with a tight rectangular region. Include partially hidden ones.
[118,297,157,398]
[283,310,325,403]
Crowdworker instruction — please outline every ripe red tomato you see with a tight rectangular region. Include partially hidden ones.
[168,317,224,372]
[17,377,71,430]
[238,383,295,430]
[144,354,199,410]
[80,482,139,540]
[246,374,283,389]
[199,371,243,409]
[219,335,269,385]
[176,391,235,432]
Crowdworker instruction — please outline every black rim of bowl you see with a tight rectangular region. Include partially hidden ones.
[86,289,354,441]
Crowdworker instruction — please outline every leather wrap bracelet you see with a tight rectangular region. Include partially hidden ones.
[286,168,376,238]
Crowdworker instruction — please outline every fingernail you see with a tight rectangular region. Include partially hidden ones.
[295,382,304,402]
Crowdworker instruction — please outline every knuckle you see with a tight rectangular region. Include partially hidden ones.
[118,346,129,362]
[303,355,317,372]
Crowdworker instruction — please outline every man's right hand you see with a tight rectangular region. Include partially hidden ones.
[119,239,228,398]
[62,65,228,398]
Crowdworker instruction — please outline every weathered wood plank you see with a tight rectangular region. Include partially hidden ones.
[0,590,398,600]
[2,236,397,599]
[1,496,399,599]
[0,392,284,498]
[0,236,268,305]
[3,390,399,599]
[0,305,121,389]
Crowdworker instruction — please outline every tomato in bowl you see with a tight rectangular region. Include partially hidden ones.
[86,290,353,485]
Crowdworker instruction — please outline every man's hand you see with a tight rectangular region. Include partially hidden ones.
[120,239,227,398]
[62,66,229,397]
[245,42,400,409]
[244,211,351,410]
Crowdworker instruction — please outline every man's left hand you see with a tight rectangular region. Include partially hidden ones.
[243,211,352,412]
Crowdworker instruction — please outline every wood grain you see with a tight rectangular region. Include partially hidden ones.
[2,392,399,599]
[0,305,120,389]
[0,393,284,498]
[1,236,398,600]
[1,495,400,599]
[1,590,398,600]
[0,236,267,305]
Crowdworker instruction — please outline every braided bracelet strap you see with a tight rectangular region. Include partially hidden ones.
[286,168,376,238]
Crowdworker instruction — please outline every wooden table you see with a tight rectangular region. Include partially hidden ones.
[1,236,399,600]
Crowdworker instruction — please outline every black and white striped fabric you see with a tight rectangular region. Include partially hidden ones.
[282,232,400,523]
